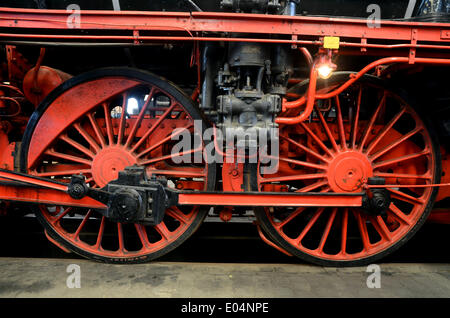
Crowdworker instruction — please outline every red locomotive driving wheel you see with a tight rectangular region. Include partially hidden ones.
[253,73,441,266]
[21,68,215,263]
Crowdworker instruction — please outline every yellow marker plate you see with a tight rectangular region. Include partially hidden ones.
[323,36,340,49]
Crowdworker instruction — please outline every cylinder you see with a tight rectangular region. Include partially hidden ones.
[228,42,270,68]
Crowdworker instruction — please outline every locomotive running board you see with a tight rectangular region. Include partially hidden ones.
[0,169,363,208]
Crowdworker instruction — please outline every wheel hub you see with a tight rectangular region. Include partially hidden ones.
[91,146,137,187]
[327,151,373,192]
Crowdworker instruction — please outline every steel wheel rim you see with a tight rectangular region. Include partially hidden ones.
[256,77,438,263]
[23,69,213,261]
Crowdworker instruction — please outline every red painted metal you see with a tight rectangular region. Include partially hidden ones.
[5,45,32,83]
[256,223,293,257]
[177,192,362,207]
[222,163,244,192]
[0,183,105,208]
[0,142,14,171]
[23,73,213,260]
[257,78,438,261]
[0,169,68,192]
[44,230,71,253]
[219,207,233,222]
[27,77,140,168]
[1,9,450,47]
[279,57,450,123]
[327,151,373,193]
[279,61,318,124]
[299,47,313,68]
[0,6,448,259]
[0,169,363,208]
[23,66,72,107]
[0,123,14,170]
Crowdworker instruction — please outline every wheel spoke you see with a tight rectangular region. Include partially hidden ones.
[166,207,191,225]
[117,93,128,145]
[137,123,193,158]
[139,147,202,166]
[295,180,328,193]
[124,87,155,148]
[73,209,92,239]
[340,208,348,254]
[294,208,324,244]
[148,167,206,178]
[315,107,339,152]
[277,156,327,171]
[366,106,406,155]
[281,135,330,163]
[351,87,362,149]
[388,203,412,225]
[94,216,105,249]
[334,96,347,150]
[35,168,91,177]
[51,207,72,224]
[87,113,106,148]
[135,224,151,248]
[117,222,125,252]
[59,134,96,159]
[102,103,115,145]
[260,173,327,184]
[74,123,101,153]
[275,207,306,229]
[354,209,371,250]
[155,222,171,241]
[317,208,337,252]
[45,149,92,166]
[299,122,334,157]
[321,186,331,193]
[131,103,176,153]
[374,172,431,180]
[387,188,425,205]
[372,150,430,169]
[370,215,392,242]
[370,126,423,161]
[359,92,386,151]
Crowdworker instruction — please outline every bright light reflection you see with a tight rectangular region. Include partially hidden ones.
[127,97,139,115]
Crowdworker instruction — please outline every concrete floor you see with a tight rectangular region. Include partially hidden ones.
[0,257,449,298]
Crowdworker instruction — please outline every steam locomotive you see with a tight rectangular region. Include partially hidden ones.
[0,0,449,266]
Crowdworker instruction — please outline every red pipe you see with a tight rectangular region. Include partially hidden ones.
[299,47,313,67]
[277,56,450,125]
[278,63,318,125]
